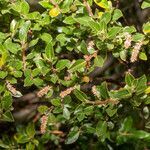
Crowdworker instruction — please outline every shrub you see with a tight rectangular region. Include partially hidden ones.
[0,0,150,149]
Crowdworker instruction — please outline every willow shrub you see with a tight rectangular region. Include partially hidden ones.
[0,0,150,149]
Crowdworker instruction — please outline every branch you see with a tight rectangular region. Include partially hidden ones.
[50,130,65,136]
[89,54,115,78]
[86,99,119,105]
[83,0,93,17]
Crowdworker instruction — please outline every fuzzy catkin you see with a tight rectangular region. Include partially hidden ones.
[130,41,143,63]
[37,86,51,97]
[60,87,75,98]
[40,115,48,134]
[124,33,132,49]
[6,81,22,97]
[92,86,100,98]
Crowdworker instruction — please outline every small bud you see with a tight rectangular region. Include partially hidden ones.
[82,76,90,83]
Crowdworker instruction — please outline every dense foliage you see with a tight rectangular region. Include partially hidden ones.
[0,0,150,149]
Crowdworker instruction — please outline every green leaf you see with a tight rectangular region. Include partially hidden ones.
[110,88,132,99]
[69,59,86,72]
[73,89,88,102]
[21,0,30,15]
[120,117,133,132]
[40,33,52,44]
[125,73,135,87]
[56,34,67,46]
[33,77,44,86]
[101,12,111,24]
[135,75,147,95]
[63,16,76,24]
[11,0,29,15]
[61,0,73,13]
[97,82,109,99]
[84,106,94,115]
[143,22,150,34]
[38,105,49,114]
[131,130,150,139]
[96,121,109,142]
[1,92,12,110]
[77,40,88,54]
[29,38,39,47]
[65,127,80,144]
[13,71,23,78]
[56,59,70,71]
[141,1,150,9]
[0,140,10,149]
[112,9,123,21]
[19,21,31,43]
[94,0,109,9]
[0,45,8,69]
[24,77,33,86]
[10,19,18,36]
[94,55,105,67]
[26,123,35,138]
[26,12,41,20]
[0,71,7,79]
[74,16,100,33]
[32,68,41,77]
[108,27,121,39]
[123,26,136,33]
[15,134,30,144]
[106,105,117,117]
[45,42,54,61]
[51,98,61,106]
[99,20,107,33]
[132,33,145,42]
[26,142,35,150]
[4,38,21,54]
[139,52,147,61]
[39,1,53,9]
[2,111,14,122]
[63,106,70,120]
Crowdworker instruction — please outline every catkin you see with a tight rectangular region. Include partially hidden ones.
[130,41,143,63]
[40,115,48,134]
[124,33,132,49]
[37,85,51,97]
[60,87,75,98]
[87,40,94,50]
[92,85,100,98]
[6,81,22,97]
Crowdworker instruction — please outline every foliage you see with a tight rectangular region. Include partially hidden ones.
[0,0,150,149]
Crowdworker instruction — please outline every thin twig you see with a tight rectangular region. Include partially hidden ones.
[83,0,93,17]
[86,99,119,105]
[50,130,65,136]
[89,54,115,78]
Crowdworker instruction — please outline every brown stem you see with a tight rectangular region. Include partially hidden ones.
[89,54,115,78]
[83,0,93,17]
[86,99,119,105]
[50,130,65,136]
